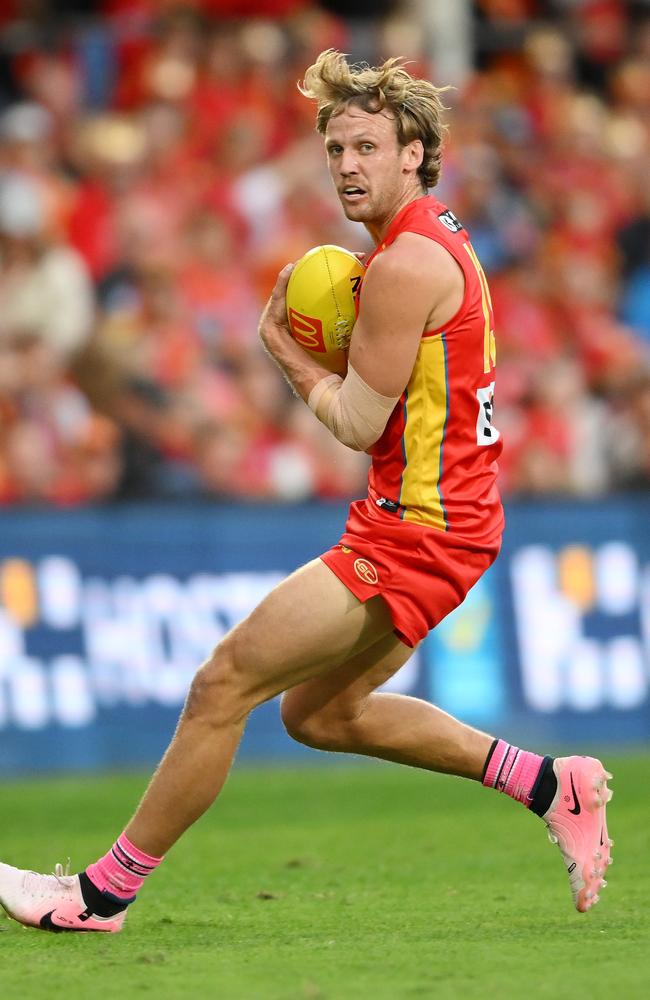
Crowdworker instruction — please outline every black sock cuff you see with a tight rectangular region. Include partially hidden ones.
[79,871,134,916]
[529,756,557,817]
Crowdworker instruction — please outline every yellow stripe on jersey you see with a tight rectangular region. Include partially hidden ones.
[398,333,449,531]
[464,242,496,374]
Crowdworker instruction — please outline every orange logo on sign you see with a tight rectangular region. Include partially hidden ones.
[288,309,327,352]
[354,558,379,585]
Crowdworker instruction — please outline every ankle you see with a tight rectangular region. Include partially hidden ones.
[79,872,134,917]
[85,833,164,902]
[482,739,556,810]
[528,756,558,816]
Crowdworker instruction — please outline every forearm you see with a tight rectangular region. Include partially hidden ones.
[260,315,398,455]
[257,263,397,451]
[261,322,334,404]
[308,363,399,451]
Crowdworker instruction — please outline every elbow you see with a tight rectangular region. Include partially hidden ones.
[308,365,398,454]
[333,424,381,452]
[341,437,366,452]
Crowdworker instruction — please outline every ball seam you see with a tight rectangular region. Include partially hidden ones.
[322,246,343,320]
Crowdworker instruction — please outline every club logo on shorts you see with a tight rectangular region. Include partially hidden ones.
[354,558,379,585]
[288,309,326,352]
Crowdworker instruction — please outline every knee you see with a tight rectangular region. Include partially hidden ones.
[280,692,357,752]
[185,636,252,726]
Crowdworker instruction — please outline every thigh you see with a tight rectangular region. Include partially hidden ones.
[281,630,415,725]
[226,558,395,703]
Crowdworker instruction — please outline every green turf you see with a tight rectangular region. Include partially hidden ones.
[0,755,647,1000]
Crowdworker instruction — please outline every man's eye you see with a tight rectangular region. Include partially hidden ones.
[328,146,342,156]
[360,144,374,152]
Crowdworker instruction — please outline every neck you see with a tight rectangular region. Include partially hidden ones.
[365,188,427,244]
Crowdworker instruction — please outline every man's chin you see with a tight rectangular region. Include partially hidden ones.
[342,201,371,221]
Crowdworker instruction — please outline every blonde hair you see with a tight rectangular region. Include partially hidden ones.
[299,49,449,190]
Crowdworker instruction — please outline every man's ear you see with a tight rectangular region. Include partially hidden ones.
[403,138,424,175]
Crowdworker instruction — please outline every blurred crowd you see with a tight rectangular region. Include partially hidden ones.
[0,0,649,507]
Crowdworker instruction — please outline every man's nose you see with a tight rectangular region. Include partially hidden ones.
[339,149,359,175]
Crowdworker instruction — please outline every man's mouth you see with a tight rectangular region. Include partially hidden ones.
[341,186,367,201]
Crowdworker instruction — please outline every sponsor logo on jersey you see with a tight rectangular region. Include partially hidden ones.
[354,558,379,585]
[438,210,463,234]
[288,309,327,352]
[375,497,401,514]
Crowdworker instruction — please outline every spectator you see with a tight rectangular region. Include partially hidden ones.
[0,1,648,506]
[617,181,650,343]
[0,333,122,505]
[608,371,650,491]
[0,172,94,362]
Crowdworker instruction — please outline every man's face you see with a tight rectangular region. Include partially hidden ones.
[325,105,417,227]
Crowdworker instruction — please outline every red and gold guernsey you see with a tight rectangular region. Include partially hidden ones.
[364,194,504,545]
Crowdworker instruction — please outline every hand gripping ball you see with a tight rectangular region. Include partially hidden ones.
[286,245,365,376]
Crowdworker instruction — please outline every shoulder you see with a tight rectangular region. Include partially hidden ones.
[366,232,462,288]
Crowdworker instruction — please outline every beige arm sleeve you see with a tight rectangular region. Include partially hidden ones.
[307,363,401,452]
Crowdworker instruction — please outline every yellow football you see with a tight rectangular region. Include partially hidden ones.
[286,244,365,375]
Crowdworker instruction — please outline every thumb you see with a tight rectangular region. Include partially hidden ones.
[263,262,295,328]
[273,262,295,297]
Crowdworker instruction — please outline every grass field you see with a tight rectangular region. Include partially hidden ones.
[0,755,647,1000]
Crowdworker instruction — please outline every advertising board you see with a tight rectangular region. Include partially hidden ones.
[0,500,648,774]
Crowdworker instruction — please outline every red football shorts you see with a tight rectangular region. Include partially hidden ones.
[320,499,501,648]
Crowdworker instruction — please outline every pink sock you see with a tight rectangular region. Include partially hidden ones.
[86,833,163,901]
[482,739,545,807]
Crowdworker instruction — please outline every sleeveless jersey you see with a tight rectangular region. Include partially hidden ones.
[364,195,504,544]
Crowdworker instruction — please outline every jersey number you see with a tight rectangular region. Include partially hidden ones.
[476,382,500,446]
[464,242,496,375]
[463,242,499,444]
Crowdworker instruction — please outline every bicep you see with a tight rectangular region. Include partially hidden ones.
[348,293,423,398]
[347,238,453,398]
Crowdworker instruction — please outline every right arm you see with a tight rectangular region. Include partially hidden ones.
[308,234,464,450]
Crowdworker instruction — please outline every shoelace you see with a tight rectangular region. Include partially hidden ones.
[23,860,75,895]
[52,859,71,881]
